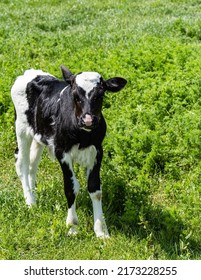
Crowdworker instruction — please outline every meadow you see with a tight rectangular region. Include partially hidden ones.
[0,0,201,259]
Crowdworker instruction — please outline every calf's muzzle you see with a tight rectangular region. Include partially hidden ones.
[79,113,99,130]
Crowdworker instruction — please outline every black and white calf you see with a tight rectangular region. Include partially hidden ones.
[11,65,127,238]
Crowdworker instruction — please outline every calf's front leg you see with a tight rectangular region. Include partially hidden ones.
[88,148,109,238]
[59,156,80,236]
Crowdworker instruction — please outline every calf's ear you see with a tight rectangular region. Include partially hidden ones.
[105,77,127,92]
[60,65,74,83]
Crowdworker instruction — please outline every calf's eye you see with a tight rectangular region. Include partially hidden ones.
[74,95,82,104]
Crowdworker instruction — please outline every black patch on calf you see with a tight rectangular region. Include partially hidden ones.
[25,75,68,144]
[60,162,76,209]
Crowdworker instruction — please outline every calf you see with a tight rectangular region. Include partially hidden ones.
[11,65,127,238]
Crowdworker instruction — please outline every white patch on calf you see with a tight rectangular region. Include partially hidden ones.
[60,85,69,97]
[11,69,54,129]
[62,144,97,170]
[75,72,101,98]
[61,145,97,193]
[90,191,109,238]
[33,133,43,145]
[66,202,79,236]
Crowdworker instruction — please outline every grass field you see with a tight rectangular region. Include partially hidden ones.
[0,0,201,259]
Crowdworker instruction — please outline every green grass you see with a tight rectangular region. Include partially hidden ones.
[1,0,201,259]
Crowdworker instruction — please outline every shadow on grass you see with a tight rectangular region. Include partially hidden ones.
[103,177,201,259]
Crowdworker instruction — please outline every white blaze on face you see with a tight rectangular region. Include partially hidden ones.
[75,72,101,98]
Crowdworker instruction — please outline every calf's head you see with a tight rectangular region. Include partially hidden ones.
[61,65,127,131]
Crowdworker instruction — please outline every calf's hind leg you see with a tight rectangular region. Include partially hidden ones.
[28,139,44,201]
[15,127,34,207]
